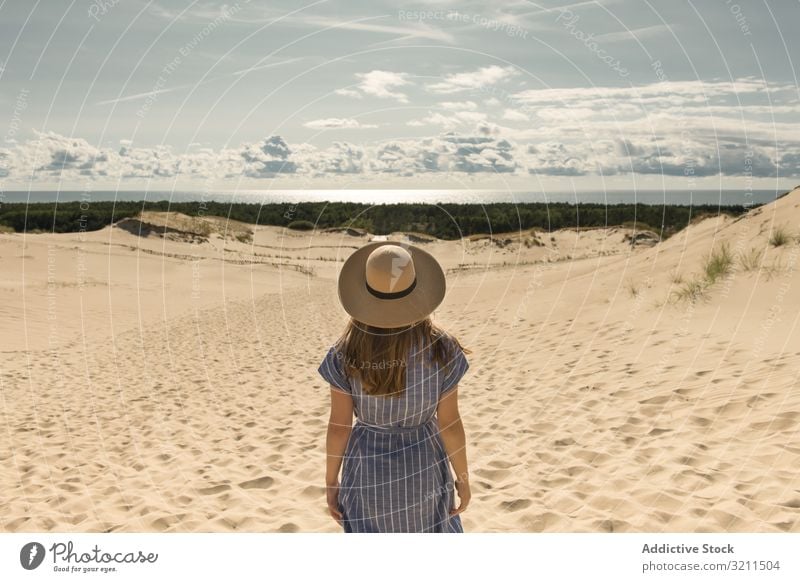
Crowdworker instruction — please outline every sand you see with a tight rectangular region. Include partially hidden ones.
[1,189,799,533]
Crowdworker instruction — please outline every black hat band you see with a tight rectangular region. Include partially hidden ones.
[365,277,417,300]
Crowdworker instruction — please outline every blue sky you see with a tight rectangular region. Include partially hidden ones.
[0,0,798,191]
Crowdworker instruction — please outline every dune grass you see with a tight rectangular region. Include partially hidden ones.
[703,241,734,284]
[769,225,792,247]
[625,280,640,298]
[669,269,684,284]
[738,247,764,272]
[670,278,711,304]
[668,241,733,304]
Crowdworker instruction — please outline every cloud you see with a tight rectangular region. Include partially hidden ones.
[428,65,518,94]
[0,150,10,178]
[535,107,594,121]
[526,142,591,176]
[407,111,487,129]
[439,133,518,173]
[502,109,529,121]
[369,140,442,175]
[30,131,107,174]
[5,70,800,188]
[96,58,302,106]
[302,142,365,176]
[303,15,455,43]
[439,101,478,111]
[337,70,413,102]
[303,118,377,129]
[593,24,670,43]
[240,136,297,177]
[334,88,362,99]
[511,78,794,109]
[369,132,519,175]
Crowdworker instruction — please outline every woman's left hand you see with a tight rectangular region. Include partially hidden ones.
[326,481,343,525]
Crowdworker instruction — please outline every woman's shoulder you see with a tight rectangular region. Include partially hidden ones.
[434,329,465,353]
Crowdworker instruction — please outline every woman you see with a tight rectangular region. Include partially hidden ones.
[318,241,472,533]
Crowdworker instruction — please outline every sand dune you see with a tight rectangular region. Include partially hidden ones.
[1,189,799,532]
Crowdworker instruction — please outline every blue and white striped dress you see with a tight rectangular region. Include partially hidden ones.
[318,334,470,533]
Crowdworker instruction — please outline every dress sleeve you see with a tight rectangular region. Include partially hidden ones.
[318,346,351,394]
[440,337,469,397]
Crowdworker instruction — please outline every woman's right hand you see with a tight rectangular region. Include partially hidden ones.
[450,478,471,516]
[326,481,343,525]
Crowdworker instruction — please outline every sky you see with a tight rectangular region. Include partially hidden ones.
[0,0,798,192]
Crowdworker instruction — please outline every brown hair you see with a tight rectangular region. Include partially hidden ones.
[334,317,471,398]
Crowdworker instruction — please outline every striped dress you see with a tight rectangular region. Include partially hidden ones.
[318,334,470,533]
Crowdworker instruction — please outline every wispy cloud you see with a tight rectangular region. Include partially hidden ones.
[594,23,670,42]
[428,65,518,94]
[519,0,623,18]
[95,58,302,106]
[502,109,530,121]
[303,15,456,43]
[303,118,378,129]
[407,110,487,129]
[439,101,478,110]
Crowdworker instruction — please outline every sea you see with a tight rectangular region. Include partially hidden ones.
[1,189,787,206]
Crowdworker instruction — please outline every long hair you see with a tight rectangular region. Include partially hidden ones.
[334,317,471,398]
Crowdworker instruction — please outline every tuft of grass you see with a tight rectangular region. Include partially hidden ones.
[703,241,734,284]
[738,247,764,272]
[763,257,785,281]
[626,280,640,298]
[0,224,15,233]
[652,296,669,309]
[523,236,543,248]
[669,269,684,284]
[669,277,710,304]
[769,225,792,247]
[235,231,253,244]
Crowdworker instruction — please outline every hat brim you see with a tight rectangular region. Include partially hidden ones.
[337,241,446,328]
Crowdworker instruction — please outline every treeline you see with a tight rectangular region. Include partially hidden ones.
[0,200,756,240]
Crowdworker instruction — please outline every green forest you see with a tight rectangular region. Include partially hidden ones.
[0,200,757,240]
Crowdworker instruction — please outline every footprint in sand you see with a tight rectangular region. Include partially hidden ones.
[499,498,532,511]
[238,476,274,490]
[198,484,231,495]
[301,485,325,498]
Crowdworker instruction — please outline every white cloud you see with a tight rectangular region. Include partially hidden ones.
[428,65,518,94]
[407,111,487,129]
[535,107,595,121]
[338,70,412,102]
[303,118,377,129]
[511,78,794,109]
[334,88,362,99]
[439,101,478,111]
[502,109,529,121]
[6,75,800,184]
[302,142,365,176]
[302,16,455,44]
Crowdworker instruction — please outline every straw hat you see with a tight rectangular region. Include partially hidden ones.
[337,241,446,328]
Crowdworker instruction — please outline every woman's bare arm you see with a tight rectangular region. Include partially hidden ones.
[325,387,353,524]
[326,387,353,486]
[436,387,469,483]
